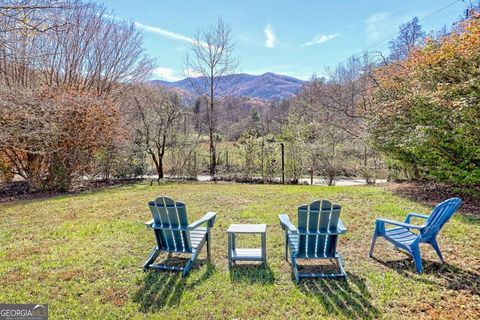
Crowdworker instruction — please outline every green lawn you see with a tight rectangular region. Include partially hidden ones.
[0,182,479,319]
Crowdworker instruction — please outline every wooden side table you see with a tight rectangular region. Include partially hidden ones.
[227,224,266,267]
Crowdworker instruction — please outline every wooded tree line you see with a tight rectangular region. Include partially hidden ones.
[225,8,480,186]
[0,0,156,190]
[1,1,479,191]
[371,10,480,184]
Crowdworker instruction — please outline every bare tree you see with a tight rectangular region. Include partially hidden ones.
[184,18,239,178]
[0,0,155,96]
[388,17,425,61]
[0,1,155,189]
[125,85,183,182]
[0,0,71,33]
[295,83,351,186]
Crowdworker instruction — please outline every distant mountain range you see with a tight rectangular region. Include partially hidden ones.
[151,72,305,100]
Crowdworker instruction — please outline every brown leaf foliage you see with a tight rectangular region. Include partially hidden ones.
[0,86,122,190]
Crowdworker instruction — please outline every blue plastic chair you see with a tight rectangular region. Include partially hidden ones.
[144,196,217,276]
[369,197,462,273]
[279,200,347,283]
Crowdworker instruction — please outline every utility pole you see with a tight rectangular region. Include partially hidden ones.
[281,143,285,184]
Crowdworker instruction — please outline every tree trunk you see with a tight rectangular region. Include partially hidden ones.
[158,156,164,180]
[149,151,163,184]
[158,138,167,182]
[209,76,216,179]
[364,145,368,167]
[209,125,216,178]
[193,152,197,178]
[310,164,314,185]
[328,174,334,186]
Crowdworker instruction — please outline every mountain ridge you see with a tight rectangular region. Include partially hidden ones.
[151,72,305,100]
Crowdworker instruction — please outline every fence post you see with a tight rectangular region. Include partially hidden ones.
[281,143,285,184]
[226,150,229,172]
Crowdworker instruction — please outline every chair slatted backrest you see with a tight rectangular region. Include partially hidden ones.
[297,200,341,258]
[148,196,192,253]
[421,197,462,242]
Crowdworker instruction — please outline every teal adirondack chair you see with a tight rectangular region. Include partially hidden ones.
[144,196,217,276]
[279,200,347,283]
[369,197,462,273]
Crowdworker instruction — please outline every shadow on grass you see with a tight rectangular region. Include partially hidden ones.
[386,181,480,219]
[229,263,274,284]
[300,273,380,319]
[0,178,145,204]
[458,214,480,226]
[372,257,480,296]
[133,259,214,312]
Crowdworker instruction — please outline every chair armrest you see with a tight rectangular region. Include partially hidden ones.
[405,212,430,223]
[188,212,217,230]
[145,219,154,228]
[376,218,425,230]
[278,214,298,234]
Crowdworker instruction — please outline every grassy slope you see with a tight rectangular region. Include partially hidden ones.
[0,182,478,319]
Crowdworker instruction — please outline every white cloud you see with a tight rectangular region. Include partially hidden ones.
[264,23,276,48]
[135,22,207,47]
[184,68,203,78]
[302,33,339,46]
[365,12,390,42]
[152,67,183,81]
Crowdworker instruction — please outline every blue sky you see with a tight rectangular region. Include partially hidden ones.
[101,0,467,81]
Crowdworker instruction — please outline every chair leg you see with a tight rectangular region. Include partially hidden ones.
[183,259,194,277]
[183,245,203,277]
[369,234,377,258]
[228,233,233,268]
[370,221,385,258]
[337,255,347,280]
[285,231,289,262]
[144,247,161,271]
[430,239,444,263]
[206,229,212,262]
[412,245,423,273]
[292,257,299,283]
[183,235,208,277]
